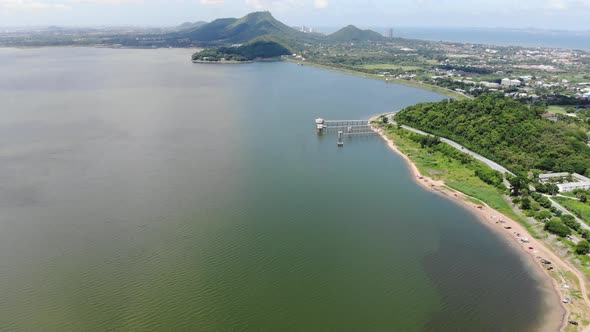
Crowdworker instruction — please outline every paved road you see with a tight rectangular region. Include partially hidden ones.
[546,195,590,230]
[385,115,590,228]
[386,115,514,176]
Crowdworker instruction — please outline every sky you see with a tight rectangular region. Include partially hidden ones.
[1,0,590,30]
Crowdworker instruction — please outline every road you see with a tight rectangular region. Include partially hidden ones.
[386,115,514,176]
[546,195,590,230]
[386,115,590,229]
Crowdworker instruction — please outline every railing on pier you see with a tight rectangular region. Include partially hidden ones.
[315,118,377,146]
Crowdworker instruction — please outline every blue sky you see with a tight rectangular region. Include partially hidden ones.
[1,0,590,30]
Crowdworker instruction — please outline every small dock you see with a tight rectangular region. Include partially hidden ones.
[315,118,377,146]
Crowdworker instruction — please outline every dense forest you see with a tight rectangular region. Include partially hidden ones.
[192,39,291,62]
[394,95,590,175]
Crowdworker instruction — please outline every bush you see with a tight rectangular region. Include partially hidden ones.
[575,240,590,255]
[567,220,581,232]
[520,197,532,210]
[535,210,553,221]
[544,219,572,237]
[536,196,552,209]
[475,167,503,187]
[536,183,560,195]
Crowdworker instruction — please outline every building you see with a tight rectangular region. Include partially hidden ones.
[541,113,558,121]
[539,173,590,192]
[481,81,501,89]
[501,78,521,87]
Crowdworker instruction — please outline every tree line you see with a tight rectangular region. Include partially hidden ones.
[395,95,590,176]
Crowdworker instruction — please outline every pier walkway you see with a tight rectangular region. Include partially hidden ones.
[315,118,376,146]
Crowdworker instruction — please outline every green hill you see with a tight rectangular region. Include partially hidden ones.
[182,11,312,45]
[192,38,291,62]
[326,25,385,43]
[175,12,386,48]
[175,21,208,31]
[394,95,590,175]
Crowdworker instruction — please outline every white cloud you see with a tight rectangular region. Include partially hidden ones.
[0,0,70,11]
[545,0,568,10]
[68,0,143,4]
[200,0,223,4]
[313,0,326,8]
[247,0,309,11]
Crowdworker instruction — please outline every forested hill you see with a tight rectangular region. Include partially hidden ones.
[179,11,315,46]
[327,25,386,43]
[394,95,590,176]
[192,39,291,62]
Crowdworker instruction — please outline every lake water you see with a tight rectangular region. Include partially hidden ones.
[0,48,559,331]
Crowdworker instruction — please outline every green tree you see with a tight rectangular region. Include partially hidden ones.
[520,197,532,210]
[508,175,528,197]
[544,218,572,237]
[575,240,590,255]
[535,210,552,221]
[562,214,581,231]
[394,95,590,176]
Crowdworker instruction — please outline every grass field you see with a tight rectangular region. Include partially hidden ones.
[382,125,539,237]
[548,105,568,114]
[554,197,590,225]
[357,64,422,71]
[284,59,470,100]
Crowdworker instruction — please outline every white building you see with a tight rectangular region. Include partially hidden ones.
[540,173,590,192]
[501,78,521,87]
[481,81,501,89]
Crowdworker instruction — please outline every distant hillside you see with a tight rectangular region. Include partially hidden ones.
[175,21,208,31]
[181,11,314,45]
[327,25,385,43]
[192,38,291,62]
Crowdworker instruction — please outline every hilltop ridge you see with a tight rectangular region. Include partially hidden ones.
[180,11,317,45]
[177,11,382,47]
[327,25,386,42]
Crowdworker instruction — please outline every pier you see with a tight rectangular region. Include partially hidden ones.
[315,118,377,146]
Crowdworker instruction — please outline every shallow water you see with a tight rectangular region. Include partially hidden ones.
[0,47,557,331]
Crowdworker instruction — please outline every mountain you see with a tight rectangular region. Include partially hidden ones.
[181,11,313,45]
[175,21,208,31]
[176,12,389,53]
[327,25,386,43]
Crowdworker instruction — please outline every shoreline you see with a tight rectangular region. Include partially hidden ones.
[283,58,471,101]
[370,123,572,331]
[192,59,253,64]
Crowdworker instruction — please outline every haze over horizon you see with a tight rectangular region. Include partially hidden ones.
[1,0,590,31]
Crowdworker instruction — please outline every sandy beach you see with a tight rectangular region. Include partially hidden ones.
[371,124,590,332]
